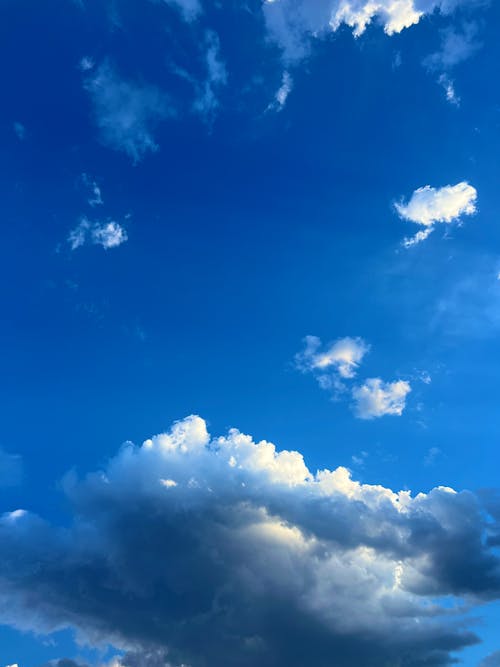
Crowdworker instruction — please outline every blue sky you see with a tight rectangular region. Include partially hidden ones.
[2,1,500,666]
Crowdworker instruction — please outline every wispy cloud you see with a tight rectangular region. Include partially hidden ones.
[161,0,202,22]
[13,122,25,140]
[81,173,103,207]
[268,71,293,112]
[395,182,478,247]
[0,449,23,488]
[296,335,370,381]
[424,22,481,106]
[84,62,173,163]
[192,31,227,121]
[1,415,499,667]
[68,217,128,250]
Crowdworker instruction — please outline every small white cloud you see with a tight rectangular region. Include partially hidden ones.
[91,221,128,249]
[352,378,411,419]
[395,181,477,246]
[296,335,370,380]
[268,71,293,112]
[438,73,460,106]
[81,173,103,207]
[68,218,128,251]
[85,62,172,163]
[13,122,25,140]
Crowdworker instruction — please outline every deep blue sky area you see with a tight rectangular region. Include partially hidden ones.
[1,2,500,667]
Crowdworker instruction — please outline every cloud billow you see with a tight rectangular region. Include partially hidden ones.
[262,0,474,63]
[395,181,478,247]
[1,416,500,667]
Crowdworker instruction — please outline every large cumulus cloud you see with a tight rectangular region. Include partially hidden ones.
[1,416,500,667]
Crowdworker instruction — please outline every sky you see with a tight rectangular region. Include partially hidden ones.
[1,0,500,666]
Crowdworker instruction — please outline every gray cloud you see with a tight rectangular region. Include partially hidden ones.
[2,416,500,667]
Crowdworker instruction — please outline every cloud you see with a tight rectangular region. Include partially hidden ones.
[192,31,227,121]
[424,23,481,105]
[262,0,471,63]
[395,182,478,247]
[0,449,23,488]
[268,71,293,112]
[480,651,500,667]
[79,56,95,72]
[2,415,500,667]
[438,73,460,107]
[68,218,128,250]
[425,23,481,71]
[13,122,25,140]
[81,173,103,207]
[85,62,172,163]
[352,378,411,418]
[162,0,202,22]
[296,335,370,380]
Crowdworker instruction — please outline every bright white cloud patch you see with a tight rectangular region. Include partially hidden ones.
[85,62,172,163]
[68,218,128,250]
[395,181,477,246]
[1,415,500,667]
[352,377,411,419]
[263,0,468,62]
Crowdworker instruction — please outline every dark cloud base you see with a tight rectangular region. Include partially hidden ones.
[1,416,499,667]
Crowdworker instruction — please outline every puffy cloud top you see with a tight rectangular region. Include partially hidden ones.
[352,377,411,419]
[1,416,500,667]
[263,0,468,62]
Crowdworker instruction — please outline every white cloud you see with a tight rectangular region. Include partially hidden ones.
[395,182,478,246]
[1,415,499,667]
[296,335,370,387]
[438,73,460,106]
[263,0,470,63]
[68,218,128,250]
[352,378,411,419]
[423,24,480,105]
[85,62,172,163]
[268,71,293,112]
[81,173,103,207]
